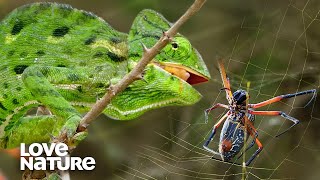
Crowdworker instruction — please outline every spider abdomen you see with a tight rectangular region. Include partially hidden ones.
[219,120,246,161]
[218,113,254,161]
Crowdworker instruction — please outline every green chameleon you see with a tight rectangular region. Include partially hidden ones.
[0,2,210,149]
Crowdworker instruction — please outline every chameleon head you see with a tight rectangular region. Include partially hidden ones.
[154,35,210,85]
[104,9,211,120]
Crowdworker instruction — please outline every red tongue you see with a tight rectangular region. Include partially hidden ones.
[163,65,209,85]
[187,73,209,85]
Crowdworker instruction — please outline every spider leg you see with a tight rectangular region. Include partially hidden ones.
[236,131,258,160]
[218,60,234,104]
[249,89,316,109]
[248,110,300,137]
[204,103,229,123]
[245,133,263,166]
[236,116,258,160]
[239,116,263,166]
[203,113,228,156]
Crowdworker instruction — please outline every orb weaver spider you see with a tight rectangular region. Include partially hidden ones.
[203,60,316,166]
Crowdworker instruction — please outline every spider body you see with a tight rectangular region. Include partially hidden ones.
[203,61,316,166]
[219,110,254,162]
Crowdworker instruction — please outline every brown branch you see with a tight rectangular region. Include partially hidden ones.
[78,0,207,129]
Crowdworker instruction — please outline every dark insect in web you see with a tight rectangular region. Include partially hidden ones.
[203,60,317,166]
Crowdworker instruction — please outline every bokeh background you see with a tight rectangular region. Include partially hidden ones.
[0,0,319,179]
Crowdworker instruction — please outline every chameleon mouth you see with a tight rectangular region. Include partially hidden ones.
[152,62,209,85]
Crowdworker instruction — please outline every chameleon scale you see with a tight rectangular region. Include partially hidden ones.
[0,2,210,149]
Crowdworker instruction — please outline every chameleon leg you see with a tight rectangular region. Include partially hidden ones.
[3,115,88,149]
[4,115,60,148]
[21,66,86,139]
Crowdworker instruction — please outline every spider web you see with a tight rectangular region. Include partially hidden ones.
[112,0,320,179]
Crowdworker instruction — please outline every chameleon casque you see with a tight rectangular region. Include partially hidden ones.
[0,2,210,149]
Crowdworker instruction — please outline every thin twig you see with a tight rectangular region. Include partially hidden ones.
[78,0,207,129]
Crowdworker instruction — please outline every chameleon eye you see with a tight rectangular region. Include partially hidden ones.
[171,42,179,50]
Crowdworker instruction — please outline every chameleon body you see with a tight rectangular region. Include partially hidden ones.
[0,3,210,149]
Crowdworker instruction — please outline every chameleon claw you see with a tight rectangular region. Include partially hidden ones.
[70,131,88,148]
[77,124,88,132]
[56,115,82,143]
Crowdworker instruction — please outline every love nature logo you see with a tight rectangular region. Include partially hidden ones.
[20,143,96,171]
